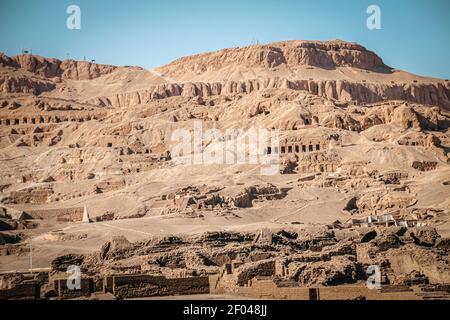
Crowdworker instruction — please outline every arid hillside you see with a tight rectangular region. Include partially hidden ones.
[0,40,449,300]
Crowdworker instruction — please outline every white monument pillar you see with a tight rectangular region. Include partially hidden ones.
[82,205,90,223]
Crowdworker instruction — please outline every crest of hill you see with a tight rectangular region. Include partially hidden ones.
[1,40,449,109]
[156,40,388,78]
[0,52,166,97]
[0,53,120,80]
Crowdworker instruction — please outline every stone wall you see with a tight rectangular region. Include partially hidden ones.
[86,78,450,110]
[109,274,210,299]
[26,207,84,222]
[9,186,54,205]
[54,278,93,299]
[235,279,421,300]
[0,283,40,300]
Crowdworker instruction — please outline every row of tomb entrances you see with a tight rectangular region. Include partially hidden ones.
[267,143,322,155]
[0,115,103,126]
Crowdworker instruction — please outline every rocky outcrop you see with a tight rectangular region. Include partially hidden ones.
[0,53,18,68]
[288,255,359,286]
[99,236,133,260]
[234,259,276,286]
[324,103,448,132]
[0,53,118,94]
[88,78,450,110]
[58,59,117,80]
[10,55,61,78]
[157,40,386,77]
[0,74,55,94]
[385,245,450,284]
[1,53,117,80]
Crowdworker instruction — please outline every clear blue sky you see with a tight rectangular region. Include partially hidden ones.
[0,0,449,78]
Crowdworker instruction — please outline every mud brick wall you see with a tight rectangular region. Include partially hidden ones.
[55,278,93,299]
[235,260,276,286]
[237,280,310,299]
[166,277,210,295]
[236,280,421,300]
[0,283,40,300]
[104,276,114,293]
[112,275,169,298]
[92,277,104,292]
[111,275,210,299]
[9,187,53,205]
[318,285,420,300]
[27,207,83,222]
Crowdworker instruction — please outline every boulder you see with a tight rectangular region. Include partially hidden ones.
[99,236,132,260]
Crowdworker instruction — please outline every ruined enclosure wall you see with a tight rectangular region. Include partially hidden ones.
[109,275,210,299]
[9,187,54,205]
[112,275,168,298]
[26,207,84,222]
[235,280,420,300]
[235,260,276,286]
[0,283,40,300]
[236,280,310,299]
[54,278,93,299]
[166,277,210,295]
[318,286,419,300]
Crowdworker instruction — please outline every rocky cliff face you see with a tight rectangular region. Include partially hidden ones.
[157,40,387,77]
[88,77,450,110]
[1,53,117,80]
[0,75,56,95]
[1,40,449,109]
